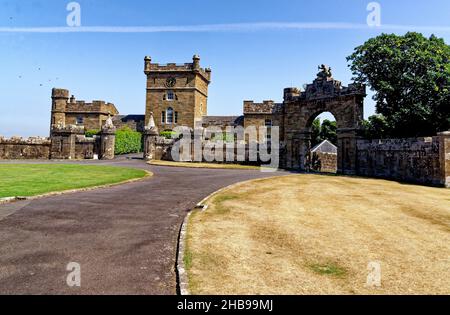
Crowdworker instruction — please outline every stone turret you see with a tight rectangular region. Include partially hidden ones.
[144,56,152,73]
[51,88,70,133]
[193,54,201,70]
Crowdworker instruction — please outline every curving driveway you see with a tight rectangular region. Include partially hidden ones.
[0,158,287,294]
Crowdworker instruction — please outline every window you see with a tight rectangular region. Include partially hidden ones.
[76,116,84,125]
[175,111,179,124]
[167,91,175,101]
[265,119,272,127]
[166,107,174,124]
[161,111,166,123]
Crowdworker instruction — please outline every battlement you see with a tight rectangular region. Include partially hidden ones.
[65,100,118,115]
[52,89,118,115]
[0,136,50,145]
[243,100,280,114]
[144,55,211,82]
[51,124,85,134]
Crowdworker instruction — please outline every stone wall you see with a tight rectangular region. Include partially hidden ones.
[311,152,337,173]
[0,136,51,159]
[356,132,450,187]
[112,115,145,132]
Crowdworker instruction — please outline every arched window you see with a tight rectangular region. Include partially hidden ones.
[166,107,174,124]
[167,91,175,101]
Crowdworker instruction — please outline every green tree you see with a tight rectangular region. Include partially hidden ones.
[320,119,337,145]
[311,119,322,147]
[347,32,450,137]
[311,119,338,146]
[362,115,390,139]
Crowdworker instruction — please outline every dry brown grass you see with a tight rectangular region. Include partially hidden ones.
[186,175,450,295]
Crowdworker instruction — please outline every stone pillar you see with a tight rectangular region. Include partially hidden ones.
[143,112,159,161]
[438,131,450,188]
[50,125,84,159]
[337,128,360,175]
[100,117,116,160]
[298,131,312,172]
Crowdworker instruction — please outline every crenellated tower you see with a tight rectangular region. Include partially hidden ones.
[144,55,211,131]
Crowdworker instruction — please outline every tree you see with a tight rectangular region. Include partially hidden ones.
[362,115,390,139]
[347,32,450,137]
[311,119,322,146]
[311,119,338,146]
[320,120,337,145]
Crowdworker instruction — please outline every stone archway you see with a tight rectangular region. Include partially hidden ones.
[283,65,366,174]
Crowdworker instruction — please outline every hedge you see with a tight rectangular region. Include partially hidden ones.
[85,129,100,138]
[160,130,180,139]
[115,126,143,155]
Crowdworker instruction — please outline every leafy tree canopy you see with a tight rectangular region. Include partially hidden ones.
[348,32,450,137]
[311,119,337,146]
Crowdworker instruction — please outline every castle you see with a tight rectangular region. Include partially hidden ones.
[0,55,448,187]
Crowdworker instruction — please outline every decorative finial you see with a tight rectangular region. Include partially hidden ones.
[145,112,158,133]
[103,115,115,129]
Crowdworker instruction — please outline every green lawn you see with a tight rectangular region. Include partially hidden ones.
[0,164,148,198]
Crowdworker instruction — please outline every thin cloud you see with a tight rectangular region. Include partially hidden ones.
[0,22,449,33]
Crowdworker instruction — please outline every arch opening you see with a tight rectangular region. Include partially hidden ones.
[305,112,339,174]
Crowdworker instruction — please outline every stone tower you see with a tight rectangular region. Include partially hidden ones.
[144,55,211,131]
[50,88,70,133]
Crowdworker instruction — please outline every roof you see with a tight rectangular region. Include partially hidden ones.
[311,140,338,154]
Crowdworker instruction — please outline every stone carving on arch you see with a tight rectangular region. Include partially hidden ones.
[283,66,366,174]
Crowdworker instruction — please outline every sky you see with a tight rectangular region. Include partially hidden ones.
[1,0,450,137]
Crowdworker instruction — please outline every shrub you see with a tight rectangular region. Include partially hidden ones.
[115,126,142,155]
[160,130,179,139]
[85,129,100,138]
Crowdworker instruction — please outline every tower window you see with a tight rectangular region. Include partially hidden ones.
[161,111,166,123]
[167,91,175,101]
[166,107,174,124]
[76,116,84,125]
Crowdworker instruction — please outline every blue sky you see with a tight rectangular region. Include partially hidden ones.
[1,0,450,136]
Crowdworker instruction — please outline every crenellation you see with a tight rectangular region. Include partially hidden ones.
[51,89,119,132]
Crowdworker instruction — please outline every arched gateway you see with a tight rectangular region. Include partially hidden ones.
[281,65,366,174]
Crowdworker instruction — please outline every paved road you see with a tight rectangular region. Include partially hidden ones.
[0,158,287,294]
